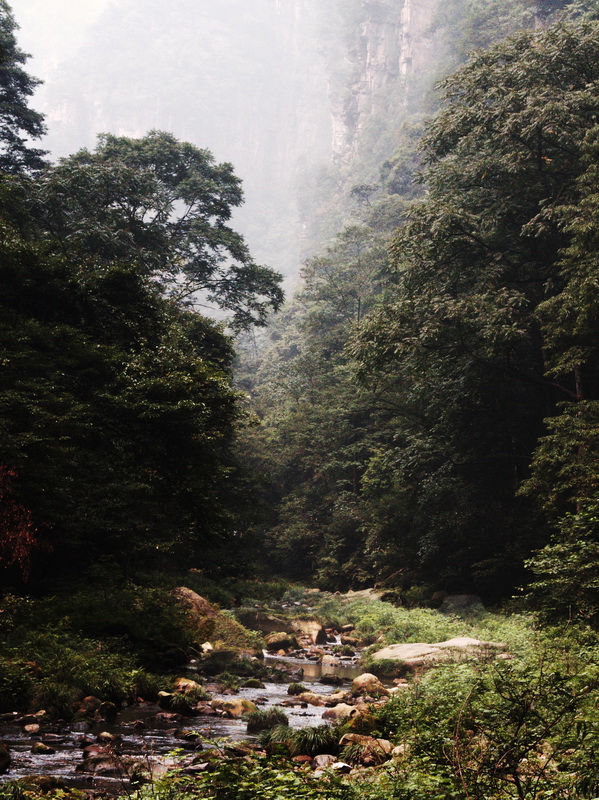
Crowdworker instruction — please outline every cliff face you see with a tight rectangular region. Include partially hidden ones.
[327,0,444,164]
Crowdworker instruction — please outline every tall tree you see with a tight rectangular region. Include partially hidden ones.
[353,20,599,597]
[0,0,46,172]
[33,131,283,329]
[0,209,243,581]
[521,128,599,623]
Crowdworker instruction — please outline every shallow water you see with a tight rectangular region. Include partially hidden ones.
[264,653,363,682]
[0,676,345,789]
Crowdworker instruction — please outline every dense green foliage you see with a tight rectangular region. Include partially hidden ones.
[0,5,280,585]
[32,131,283,329]
[244,6,599,613]
[108,606,597,800]
[0,215,243,578]
[0,0,46,173]
[0,587,190,715]
[353,19,599,597]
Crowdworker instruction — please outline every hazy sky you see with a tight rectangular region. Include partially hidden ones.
[13,0,113,75]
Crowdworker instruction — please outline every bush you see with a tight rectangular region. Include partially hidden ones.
[0,658,33,713]
[287,682,308,695]
[0,607,163,716]
[215,672,240,692]
[29,681,80,720]
[245,707,289,733]
[274,725,343,758]
[143,755,354,799]
[362,658,407,679]
[370,630,599,799]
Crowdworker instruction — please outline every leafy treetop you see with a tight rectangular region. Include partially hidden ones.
[33,131,284,329]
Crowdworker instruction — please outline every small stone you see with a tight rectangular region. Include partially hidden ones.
[96,731,118,744]
[392,744,409,759]
[332,762,352,773]
[312,754,336,770]
[24,723,40,734]
[220,698,258,719]
[292,755,313,765]
[31,742,56,755]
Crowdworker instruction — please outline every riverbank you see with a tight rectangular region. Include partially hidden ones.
[1,584,598,799]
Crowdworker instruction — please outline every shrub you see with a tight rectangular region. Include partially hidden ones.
[245,707,289,733]
[215,672,240,692]
[29,680,81,720]
[287,682,307,695]
[144,754,354,799]
[0,658,33,713]
[287,725,342,757]
[363,658,407,679]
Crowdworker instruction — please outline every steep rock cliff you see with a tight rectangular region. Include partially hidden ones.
[326,0,445,165]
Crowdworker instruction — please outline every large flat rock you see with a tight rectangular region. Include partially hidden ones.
[372,637,506,672]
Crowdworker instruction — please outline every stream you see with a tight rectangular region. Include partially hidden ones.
[0,652,365,793]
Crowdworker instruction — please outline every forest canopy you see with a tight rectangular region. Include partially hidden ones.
[0,14,283,582]
[244,15,599,616]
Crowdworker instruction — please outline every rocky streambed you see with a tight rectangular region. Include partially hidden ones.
[0,589,509,795]
[0,616,372,793]
[0,678,349,792]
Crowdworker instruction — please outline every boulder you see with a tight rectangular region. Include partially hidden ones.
[81,696,102,715]
[23,723,40,734]
[173,677,202,695]
[0,744,11,773]
[351,673,389,698]
[170,587,219,620]
[325,690,350,705]
[322,703,355,722]
[371,637,506,673]
[291,620,327,645]
[321,654,340,667]
[219,698,258,719]
[312,754,336,770]
[31,742,56,755]
[236,610,294,634]
[297,692,328,707]
[296,689,347,706]
[292,755,313,765]
[265,632,297,652]
[98,701,118,721]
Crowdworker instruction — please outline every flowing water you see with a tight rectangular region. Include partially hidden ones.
[0,665,358,791]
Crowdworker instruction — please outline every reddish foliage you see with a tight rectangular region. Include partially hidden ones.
[0,465,44,579]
